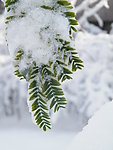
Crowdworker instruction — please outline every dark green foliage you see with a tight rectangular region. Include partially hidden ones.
[5,0,18,7]
[29,81,51,131]
[43,77,67,112]
[5,0,84,131]
[41,5,53,10]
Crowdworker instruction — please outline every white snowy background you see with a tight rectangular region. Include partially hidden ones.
[0,0,113,150]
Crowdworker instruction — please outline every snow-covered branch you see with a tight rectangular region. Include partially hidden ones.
[78,0,110,24]
[71,0,110,33]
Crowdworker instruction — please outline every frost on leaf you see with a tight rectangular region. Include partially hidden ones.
[5,0,83,131]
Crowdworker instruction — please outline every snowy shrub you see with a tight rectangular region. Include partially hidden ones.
[4,0,83,131]
[71,0,110,33]
[0,56,27,119]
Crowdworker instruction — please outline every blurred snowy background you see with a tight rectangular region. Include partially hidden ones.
[0,0,113,149]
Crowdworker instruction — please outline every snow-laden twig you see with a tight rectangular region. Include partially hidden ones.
[94,13,103,27]
[71,0,110,33]
[79,0,110,24]
[75,0,99,13]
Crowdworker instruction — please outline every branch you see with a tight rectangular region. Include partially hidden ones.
[79,0,110,25]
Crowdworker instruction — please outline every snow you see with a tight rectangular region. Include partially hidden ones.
[6,0,73,69]
[0,55,10,65]
[0,128,75,150]
[69,101,113,150]
[0,15,8,55]
[0,15,5,45]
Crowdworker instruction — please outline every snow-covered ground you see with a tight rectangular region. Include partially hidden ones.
[0,128,75,150]
[69,101,113,150]
[0,101,113,150]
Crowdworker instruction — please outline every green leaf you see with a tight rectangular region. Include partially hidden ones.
[61,74,72,82]
[41,5,53,10]
[57,0,71,6]
[63,67,72,74]
[71,26,77,32]
[64,12,76,17]
[69,19,78,25]
[29,80,37,89]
